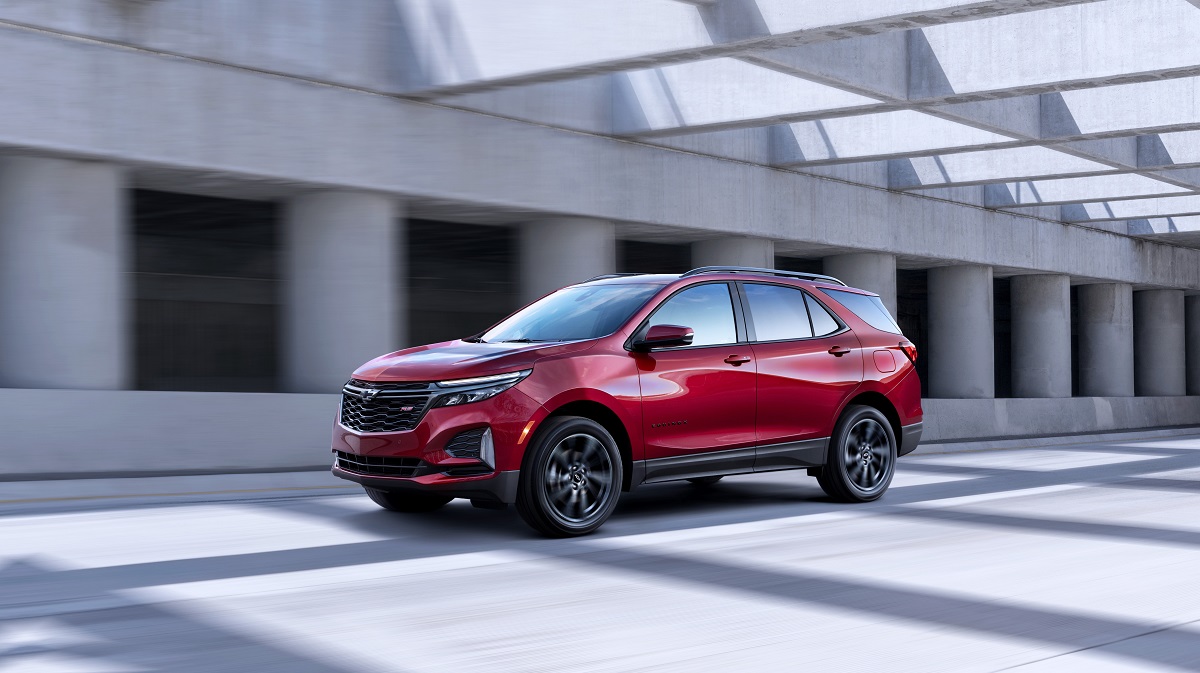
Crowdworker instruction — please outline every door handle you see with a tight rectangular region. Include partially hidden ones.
[724,355,751,366]
[828,346,851,357]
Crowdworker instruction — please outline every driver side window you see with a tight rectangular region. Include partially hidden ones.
[647,283,737,347]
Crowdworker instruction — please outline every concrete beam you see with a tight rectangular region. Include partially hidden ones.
[772,111,1022,166]
[888,146,1115,190]
[3,25,1200,291]
[390,0,1105,98]
[986,174,1191,209]
[1061,195,1200,223]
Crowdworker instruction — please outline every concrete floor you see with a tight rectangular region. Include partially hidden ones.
[3,435,1200,672]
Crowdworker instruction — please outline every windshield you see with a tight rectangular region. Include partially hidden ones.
[478,284,661,343]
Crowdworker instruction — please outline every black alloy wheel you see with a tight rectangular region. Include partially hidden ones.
[517,416,623,537]
[816,405,896,502]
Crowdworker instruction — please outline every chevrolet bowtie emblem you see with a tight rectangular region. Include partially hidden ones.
[360,388,380,402]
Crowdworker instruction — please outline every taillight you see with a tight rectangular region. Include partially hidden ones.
[899,341,918,363]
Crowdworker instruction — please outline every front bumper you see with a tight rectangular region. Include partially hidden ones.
[332,465,521,504]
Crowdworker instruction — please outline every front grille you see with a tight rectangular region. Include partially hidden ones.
[339,379,435,433]
[334,450,424,477]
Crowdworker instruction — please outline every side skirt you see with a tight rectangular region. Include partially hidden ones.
[633,438,829,486]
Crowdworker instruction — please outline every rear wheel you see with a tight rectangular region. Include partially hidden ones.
[516,416,623,537]
[686,476,724,486]
[364,487,453,513]
[816,405,896,502]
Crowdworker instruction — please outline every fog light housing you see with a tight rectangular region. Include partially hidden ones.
[444,427,495,469]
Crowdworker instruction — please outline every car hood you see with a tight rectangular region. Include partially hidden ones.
[352,339,597,382]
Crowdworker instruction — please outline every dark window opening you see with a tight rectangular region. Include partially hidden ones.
[896,269,929,397]
[619,240,691,274]
[407,220,518,346]
[774,256,824,275]
[133,190,280,392]
[993,277,1012,399]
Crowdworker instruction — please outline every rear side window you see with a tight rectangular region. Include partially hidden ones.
[805,294,842,336]
[648,283,737,347]
[743,283,813,341]
[822,289,902,335]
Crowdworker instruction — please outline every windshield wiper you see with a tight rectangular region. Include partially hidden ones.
[497,338,564,343]
[462,336,486,343]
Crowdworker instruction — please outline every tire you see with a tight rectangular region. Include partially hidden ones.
[516,416,623,538]
[364,487,453,513]
[816,405,896,503]
[686,476,723,486]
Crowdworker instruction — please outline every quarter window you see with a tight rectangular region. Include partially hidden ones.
[806,293,842,337]
[743,283,813,341]
[822,289,903,335]
[647,283,737,347]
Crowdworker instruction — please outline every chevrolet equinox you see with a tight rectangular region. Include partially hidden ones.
[331,266,923,537]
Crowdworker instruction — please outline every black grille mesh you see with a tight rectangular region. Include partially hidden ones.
[340,393,430,433]
[334,450,423,477]
[445,428,486,458]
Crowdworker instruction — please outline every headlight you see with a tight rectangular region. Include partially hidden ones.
[434,369,531,407]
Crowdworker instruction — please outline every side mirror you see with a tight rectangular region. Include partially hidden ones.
[633,324,694,351]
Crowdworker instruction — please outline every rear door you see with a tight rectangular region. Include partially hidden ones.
[739,282,864,469]
[634,282,757,478]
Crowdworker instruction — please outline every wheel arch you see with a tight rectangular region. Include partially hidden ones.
[543,400,635,491]
[841,391,902,447]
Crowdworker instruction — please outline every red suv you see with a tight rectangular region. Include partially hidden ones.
[332,266,923,537]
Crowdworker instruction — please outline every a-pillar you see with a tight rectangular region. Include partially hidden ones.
[1185,294,1200,395]
[0,156,129,389]
[928,265,994,399]
[823,253,897,317]
[1133,289,1186,397]
[691,236,774,269]
[519,218,615,304]
[1010,274,1072,398]
[1077,283,1134,397]
[284,191,402,393]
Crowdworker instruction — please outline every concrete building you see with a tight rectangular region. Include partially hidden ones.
[1,0,1200,476]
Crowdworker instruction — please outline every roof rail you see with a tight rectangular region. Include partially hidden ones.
[582,272,649,282]
[680,266,847,286]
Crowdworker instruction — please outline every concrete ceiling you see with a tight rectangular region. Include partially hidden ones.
[394,0,1200,244]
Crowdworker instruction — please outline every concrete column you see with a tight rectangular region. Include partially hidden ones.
[284,191,401,393]
[691,236,774,269]
[823,252,897,316]
[0,156,129,389]
[519,218,615,303]
[1077,283,1134,397]
[1010,274,1072,398]
[1133,289,1186,397]
[1185,294,1200,395]
[928,265,994,399]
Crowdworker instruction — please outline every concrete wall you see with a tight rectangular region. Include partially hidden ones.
[1,24,1198,290]
[2,390,1197,478]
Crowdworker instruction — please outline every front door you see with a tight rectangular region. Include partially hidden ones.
[634,282,757,479]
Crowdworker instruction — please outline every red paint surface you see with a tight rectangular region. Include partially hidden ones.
[333,272,923,487]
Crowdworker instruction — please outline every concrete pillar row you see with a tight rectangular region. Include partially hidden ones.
[1186,294,1200,396]
[691,236,774,270]
[928,265,994,399]
[1133,289,1186,397]
[519,218,616,304]
[284,190,402,393]
[0,156,129,389]
[823,252,897,317]
[1010,274,1072,398]
[1077,283,1135,397]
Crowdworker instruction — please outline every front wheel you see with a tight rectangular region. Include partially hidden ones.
[364,487,453,513]
[816,405,896,502]
[516,416,623,537]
